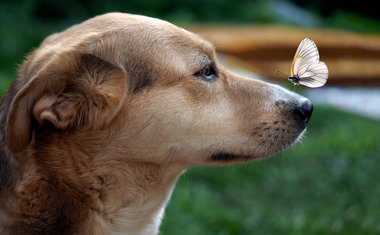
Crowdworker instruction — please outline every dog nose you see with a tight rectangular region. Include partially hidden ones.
[294,99,313,124]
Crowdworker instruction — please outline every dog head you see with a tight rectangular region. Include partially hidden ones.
[6,13,312,167]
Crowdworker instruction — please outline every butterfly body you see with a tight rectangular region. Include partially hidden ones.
[288,75,300,85]
[289,38,328,88]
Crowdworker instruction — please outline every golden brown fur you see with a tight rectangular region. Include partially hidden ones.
[0,13,312,234]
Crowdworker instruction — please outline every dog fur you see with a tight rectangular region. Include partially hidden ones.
[0,13,312,234]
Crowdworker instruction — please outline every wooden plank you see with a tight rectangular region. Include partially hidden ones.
[189,26,380,85]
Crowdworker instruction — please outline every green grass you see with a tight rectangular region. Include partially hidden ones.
[0,74,12,96]
[161,106,380,235]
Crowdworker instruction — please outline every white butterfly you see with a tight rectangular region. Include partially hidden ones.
[288,38,329,88]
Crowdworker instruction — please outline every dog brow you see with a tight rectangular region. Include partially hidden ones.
[202,42,215,55]
[132,76,153,93]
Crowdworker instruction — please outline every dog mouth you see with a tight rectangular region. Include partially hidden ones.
[210,152,250,161]
[208,124,307,163]
[208,151,271,163]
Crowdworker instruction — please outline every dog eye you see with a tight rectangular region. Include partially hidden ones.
[194,64,217,81]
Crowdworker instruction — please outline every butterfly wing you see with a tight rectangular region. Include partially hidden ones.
[291,38,328,88]
[298,61,329,88]
[291,38,319,77]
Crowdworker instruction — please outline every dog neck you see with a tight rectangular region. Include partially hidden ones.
[2,133,186,235]
[93,162,185,235]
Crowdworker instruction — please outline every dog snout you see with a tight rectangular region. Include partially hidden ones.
[294,99,313,124]
[269,84,313,126]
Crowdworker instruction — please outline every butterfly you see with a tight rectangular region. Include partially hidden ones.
[288,38,329,88]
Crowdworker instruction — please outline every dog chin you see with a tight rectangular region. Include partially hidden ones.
[259,127,307,159]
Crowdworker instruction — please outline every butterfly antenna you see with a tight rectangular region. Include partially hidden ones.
[274,70,288,77]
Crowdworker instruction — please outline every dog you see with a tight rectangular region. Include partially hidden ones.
[0,13,313,234]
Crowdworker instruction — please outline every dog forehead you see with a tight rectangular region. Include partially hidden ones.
[40,13,213,59]
[31,13,214,84]
[109,14,214,70]
[111,14,213,53]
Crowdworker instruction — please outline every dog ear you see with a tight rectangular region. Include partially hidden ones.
[6,53,128,153]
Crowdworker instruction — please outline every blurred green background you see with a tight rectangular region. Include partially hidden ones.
[1,0,379,234]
